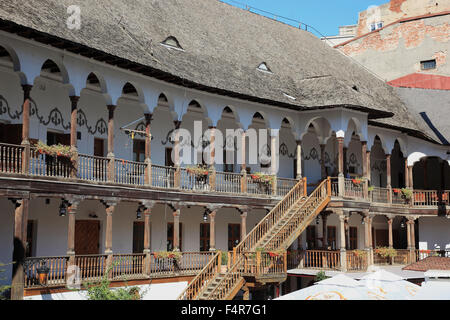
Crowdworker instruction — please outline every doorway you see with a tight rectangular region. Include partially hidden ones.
[75,220,100,255]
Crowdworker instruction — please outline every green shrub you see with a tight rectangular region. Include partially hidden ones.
[221,251,228,265]
[315,271,329,283]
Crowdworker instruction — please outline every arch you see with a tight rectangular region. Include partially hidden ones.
[394,137,407,156]
[251,111,269,129]
[280,116,298,139]
[116,81,149,113]
[39,59,70,84]
[407,152,428,167]
[301,117,332,144]
[0,44,21,72]
[179,99,213,128]
[345,117,364,146]
[84,71,108,94]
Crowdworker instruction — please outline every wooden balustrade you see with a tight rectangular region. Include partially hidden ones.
[215,171,242,194]
[277,178,298,197]
[75,254,108,282]
[24,256,69,288]
[114,159,146,185]
[111,254,145,280]
[0,142,23,174]
[301,250,341,270]
[263,180,329,250]
[246,175,273,196]
[78,154,108,182]
[344,178,364,199]
[29,148,72,178]
[346,250,368,271]
[370,187,390,204]
[177,251,221,300]
[234,178,306,257]
[287,250,302,270]
[179,167,211,191]
[241,251,287,277]
[330,178,339,197]
[151,164,176,188]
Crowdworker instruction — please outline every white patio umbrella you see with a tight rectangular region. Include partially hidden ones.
[359,269,420,300]
[276,274,370,300]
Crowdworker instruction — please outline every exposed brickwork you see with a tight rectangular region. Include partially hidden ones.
[390,0,407,13]
[340,18,449,56]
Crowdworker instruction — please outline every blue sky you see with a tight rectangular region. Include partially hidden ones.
[220,0,389,36]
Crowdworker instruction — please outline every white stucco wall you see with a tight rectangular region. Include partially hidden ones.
[418,217,450,251]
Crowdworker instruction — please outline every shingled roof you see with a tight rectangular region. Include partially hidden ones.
[0,0,437,141]
[403,257,450,272]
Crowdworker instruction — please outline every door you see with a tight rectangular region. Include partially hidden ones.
[375,229,389,247]
[75,220,100,255]
[306,226,316,249]
[228,224,241,250]
[349,227,358,250]
[132,221,145,254]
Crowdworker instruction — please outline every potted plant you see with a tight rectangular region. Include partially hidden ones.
[250,172,274,193]
[186,165,209,185]
[401,188,413,204]
[35,141,74,159]
[351,177,363,185]
[36,264,50,286]
[374,247,397,264]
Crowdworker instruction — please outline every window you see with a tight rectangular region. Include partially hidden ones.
[327,226,337,250]
[257,62,272,74]
[161,36,184,51]
[167,222,182,251]
[132,221,145,254]
[349,227,358,250]
[228,224,241,250]
[0,123,22,144]
[377,22,383,29]
[370,23,376,32]
[421,59,436,70]
[133,139,145,162]
[306,226,316,249]
[94,138,105,157]
[200,223,210,252]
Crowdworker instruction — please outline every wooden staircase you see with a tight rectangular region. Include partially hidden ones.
[178,178,331,300]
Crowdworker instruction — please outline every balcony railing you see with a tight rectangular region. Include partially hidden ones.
[23,252,215,289]
[286,250,341,271]
[0,143,299,198]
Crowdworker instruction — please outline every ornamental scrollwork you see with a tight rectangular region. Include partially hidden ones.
[77,109,108,136]
[0,95,21,119]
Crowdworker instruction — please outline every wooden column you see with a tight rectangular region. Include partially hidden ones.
[296,140,302,179]
[21,85,32,174]
[142,201,155,275]
[209,126,216,191]
[343,146,348,177]
[243,286,250,300]
[173,208,181,251]
[338,213,347,271]
[11,199,28,300]
[209,210,216,251]
[240,210,247,241]
[386,154,392,188]
[107,105,116,182]
[406,217,412,249]
[322,213,328,249]
[386,154,392,203]
[240,129,247,193]
[337,137,345,197]
[387,217,393,248]
[104,201,116,273]
[270,131,278,195]
[144,113,153,186]
[362,142,368,198]
[368,215,374,265]
[408,166,414,189]
[173,121,181,188]
[366,150,371,183]
[67,201,79,263]
[404,159,409,188]
[320,144,326,180]
[69,96,79,178]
